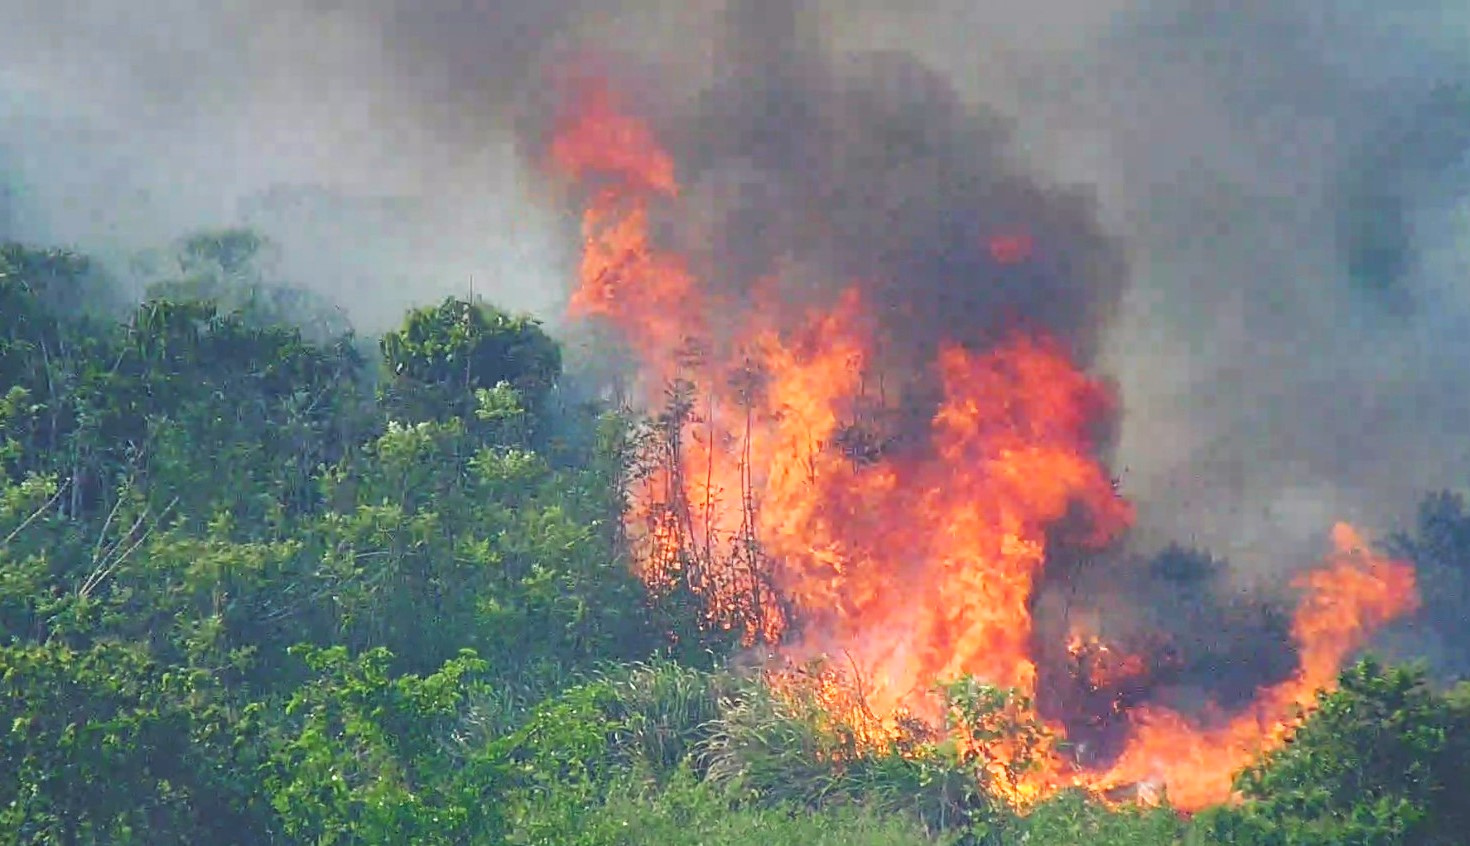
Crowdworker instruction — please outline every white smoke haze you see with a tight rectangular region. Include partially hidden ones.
[3,1,1470,582]
[0,1,569,328]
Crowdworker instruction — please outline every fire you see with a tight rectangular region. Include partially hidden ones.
[547,77,1420,813]
[1085,524,1419,808]
[550,77,697,384]
[1066,632,1154,705]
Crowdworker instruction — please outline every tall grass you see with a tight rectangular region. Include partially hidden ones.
[697,667,1012,838]
[597,659,726,773]
[521,765,954,846]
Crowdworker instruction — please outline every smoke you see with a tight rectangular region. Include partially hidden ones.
[847,0,1470,687]
[544,0,1470,583]
[5,3,1468,654]
[0,1,579,329]
[776,1,1470,576]
[584,6,1133,453]
[1078,3,1470,577]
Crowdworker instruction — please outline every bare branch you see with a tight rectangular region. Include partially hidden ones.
[0,478,70,549]
[78,496,178,599]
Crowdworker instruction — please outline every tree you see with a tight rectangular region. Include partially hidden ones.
[380,297,561,426]
[1198,659,1470,845]
[143,228,351,340]
[263,645,504,846]
[1390,490,1470,677]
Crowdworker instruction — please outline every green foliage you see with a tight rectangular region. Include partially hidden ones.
[264,645,504,845]
[1390,490,1470,676]
[599,660,725,774]
[143,228,351,339]
[380,297,561,425]
[0,640,270,844]
[311,399,662,677]
[508,765,948,846]
[939,678,1053,802]
[700,670,1024,836]
[1201,658,1470,845]
[4,232,1468,845]
[1005,791,1184,846]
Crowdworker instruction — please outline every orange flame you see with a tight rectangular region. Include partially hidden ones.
[550,77,698,386]
[547,77,1420,813]
[1085,523,1420,809]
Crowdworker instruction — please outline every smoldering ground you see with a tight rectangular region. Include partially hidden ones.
[4,2,1469,681]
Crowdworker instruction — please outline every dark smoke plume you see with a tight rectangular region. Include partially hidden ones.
[619,4,1132,451]
[5,1,1470,684]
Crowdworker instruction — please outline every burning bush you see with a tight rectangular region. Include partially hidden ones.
[546,73,1421,812]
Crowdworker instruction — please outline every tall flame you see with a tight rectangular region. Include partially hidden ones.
[547,77,1420,812]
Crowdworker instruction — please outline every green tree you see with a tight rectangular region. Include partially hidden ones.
[1390,490,1470,676]
[263,645,504,845]
[310,387,661,679]
[380,297,561,426]
[0,640,271,844]
[143,228,351,339]
[1198,659,1470,845]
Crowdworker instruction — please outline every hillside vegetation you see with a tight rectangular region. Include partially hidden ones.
[3,232,1469,845]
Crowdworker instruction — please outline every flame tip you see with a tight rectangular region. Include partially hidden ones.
[547,75,1421,815]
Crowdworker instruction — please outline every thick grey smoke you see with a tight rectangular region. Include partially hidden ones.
[1061,3,1470,577]
[787,1,1470,575]
[617,6,1131,453]
[5,2,1469,582]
